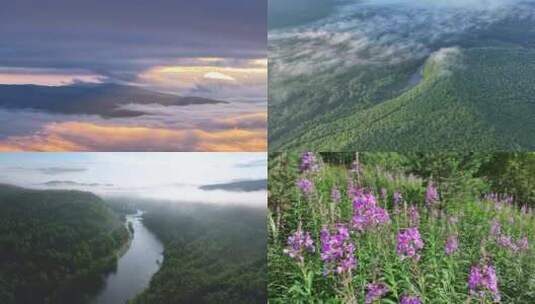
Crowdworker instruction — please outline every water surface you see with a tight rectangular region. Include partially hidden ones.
[92,211,163,304]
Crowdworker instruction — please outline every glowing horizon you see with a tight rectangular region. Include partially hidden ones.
[0,0,266,151]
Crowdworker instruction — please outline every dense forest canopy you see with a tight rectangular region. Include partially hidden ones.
[269,0,535,150]
[300,152,535,206]
[114,199,268,304]
[0,185,128,304]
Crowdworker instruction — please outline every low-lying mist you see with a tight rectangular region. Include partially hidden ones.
[0,152,267,206]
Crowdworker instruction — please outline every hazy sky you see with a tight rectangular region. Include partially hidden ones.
[0,0,267,151]
[0,153,267,206]
[0,0,266,91]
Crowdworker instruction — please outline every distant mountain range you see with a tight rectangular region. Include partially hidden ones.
[199,179,267,192]
[0,83,228,118]
[41,180,114,187]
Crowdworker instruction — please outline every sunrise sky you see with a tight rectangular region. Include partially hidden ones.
[0,0,266,151]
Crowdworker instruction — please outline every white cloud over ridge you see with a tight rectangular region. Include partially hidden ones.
[427,47,465,77]
[269,0,535,79]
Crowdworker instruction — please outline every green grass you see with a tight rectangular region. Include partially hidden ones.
[268,156,535,303]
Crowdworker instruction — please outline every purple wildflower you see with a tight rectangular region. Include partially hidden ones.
[299,152,320,173]
[331,186,341,204]
[487,193,514,210]
[497,234,530,253]
[396,227,424,261]
[490,220,501,238]
[365,283,388,304]
[469,264,500,302]
[408,205,420,226]
[490,219,529,253]
[445,234,459,256]
[517,236,529,252]
[468,266,482,290]
[393,191,403,205]
[283,229,315,263]
[425,181,439,206]
[504,195,514,205]
[296,178,314,195]
[400,295,422,304]
[497,235,517,252]
[485,192,498,201]
[347,181,362,199]
[350,160,362,175]
[320,224,357,275]
[352,192,390,232]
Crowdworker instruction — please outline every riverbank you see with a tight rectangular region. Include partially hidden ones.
[129,203,266,304]
[115,214,137,259]
[92,211,164,304]
[50,224,131,303]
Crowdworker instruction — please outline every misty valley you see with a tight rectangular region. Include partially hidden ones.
[0,185,266,304]
[269,0,535,150]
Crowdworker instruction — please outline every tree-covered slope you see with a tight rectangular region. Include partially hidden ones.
[0,184,129,303]
[273,47,535,151]
[130,203,266,304]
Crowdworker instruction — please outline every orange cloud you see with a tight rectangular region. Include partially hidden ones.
[196,129,267,152]
[0,121,266,152]
[216,112,267,129]
[138,58,267,93]
[0,70,103,86]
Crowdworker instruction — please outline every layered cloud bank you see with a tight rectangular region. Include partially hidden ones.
[0,0,267,151]
[0,111,266,152]
[269,0,535,78]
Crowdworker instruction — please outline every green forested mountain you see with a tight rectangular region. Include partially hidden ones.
[0,185,128,303]
[271,47,535,151]
[130,202,266,304]
[269,1,535,151]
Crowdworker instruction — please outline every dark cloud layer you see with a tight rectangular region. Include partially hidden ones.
[0,83,226,118]
[0,0,267,81]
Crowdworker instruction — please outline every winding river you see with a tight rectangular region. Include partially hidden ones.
[92,211,164,304]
